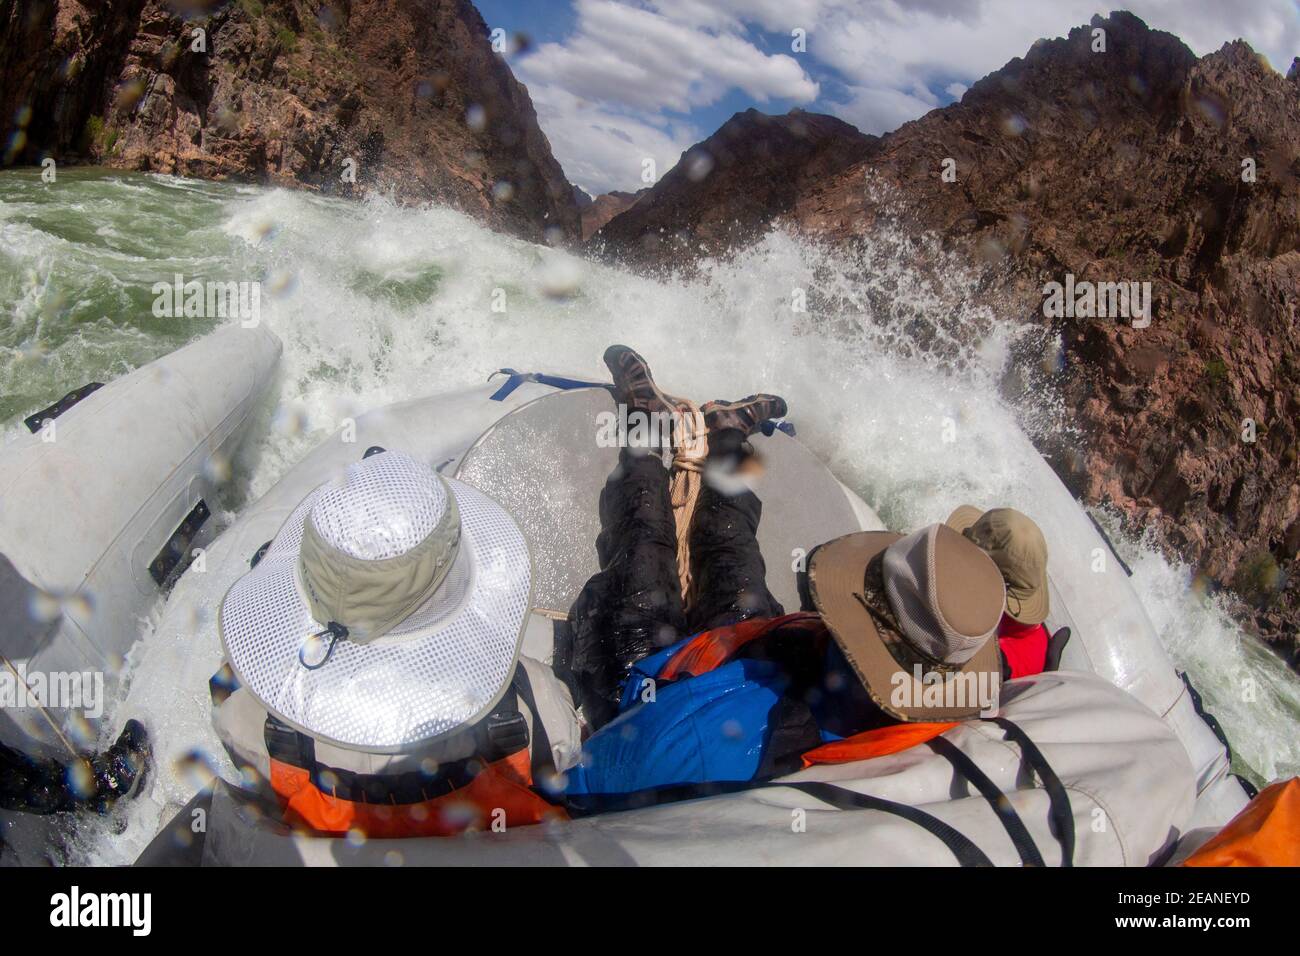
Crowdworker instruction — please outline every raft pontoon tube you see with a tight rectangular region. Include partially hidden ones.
[123,378,1250,865]
[0,324,281,758]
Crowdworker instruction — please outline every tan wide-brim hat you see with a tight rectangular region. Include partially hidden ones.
[808,525,1005,722]
[946,504,1050,626]
[944,505,984,536]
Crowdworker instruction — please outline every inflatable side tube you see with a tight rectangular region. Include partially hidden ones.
[107,377,571,795]
[185,377,567,585]
[0,324,281,752]
[149,672,1196,867]
[1023,451,1238,801]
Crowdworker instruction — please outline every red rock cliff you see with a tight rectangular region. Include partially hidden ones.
[0,0,580,243]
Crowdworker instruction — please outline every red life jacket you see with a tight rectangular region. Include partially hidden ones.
[658,612,959,769]
[997,613,1049,679]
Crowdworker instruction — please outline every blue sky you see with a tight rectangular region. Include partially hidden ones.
[475,1,1300,195]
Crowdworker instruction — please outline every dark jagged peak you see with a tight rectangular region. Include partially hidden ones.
[580,187,649,240]
[962,11,1197,121]
[1208,38,1285,73]
[591,107,876,264]
[700,107,872,163]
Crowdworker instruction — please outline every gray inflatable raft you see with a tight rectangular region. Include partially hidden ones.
[122,376,1249,866]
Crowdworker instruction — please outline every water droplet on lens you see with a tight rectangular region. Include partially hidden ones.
[203,451,232,483]
[29,590,61,623]
[272,404,308,436]
[686,150,714,181]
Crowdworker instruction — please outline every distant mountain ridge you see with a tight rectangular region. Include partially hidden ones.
[580,188,645,240]
[590,108,877,260]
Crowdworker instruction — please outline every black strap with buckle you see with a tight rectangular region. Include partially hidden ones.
[475,683,530,762]
[262,671,535,805]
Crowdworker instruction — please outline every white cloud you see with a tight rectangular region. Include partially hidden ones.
[513,0,1300,193]
[520,0,818,113]
[527,85,700,195]
[646,0,834,33]
[831,83,940,135]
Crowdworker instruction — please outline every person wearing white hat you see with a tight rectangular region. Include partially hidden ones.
[211,450,581,838]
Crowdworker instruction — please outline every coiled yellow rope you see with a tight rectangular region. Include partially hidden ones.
[669,401,708,608]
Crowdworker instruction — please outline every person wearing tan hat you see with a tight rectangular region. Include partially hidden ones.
[566,516,1012,796]
[562,349,1014,795]
[945,505,1052,679]
[805,523,1009,722]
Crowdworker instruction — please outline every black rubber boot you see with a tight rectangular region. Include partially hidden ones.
[0,720,148,816]
[84,719,150,812]
[0,744,77,815]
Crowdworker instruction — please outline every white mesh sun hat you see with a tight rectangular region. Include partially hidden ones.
[219,450,532,752]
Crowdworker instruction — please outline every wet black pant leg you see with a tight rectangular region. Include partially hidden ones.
[686,429,785,633]
[0,742,78,815]
[568,449,685,728]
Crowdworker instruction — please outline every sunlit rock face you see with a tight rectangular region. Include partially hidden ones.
[0,0,580,244]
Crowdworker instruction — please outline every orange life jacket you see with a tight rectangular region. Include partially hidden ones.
[269,748,565,839]
[1182,777,1300,867]
[269,613,957,838]
[265,678,566,839]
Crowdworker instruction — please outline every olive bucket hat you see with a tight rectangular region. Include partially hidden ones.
[946,505,1050,626]
[219,450,532,752]
[808,524,1006,721]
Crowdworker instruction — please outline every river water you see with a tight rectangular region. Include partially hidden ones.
[2,168,1297,864]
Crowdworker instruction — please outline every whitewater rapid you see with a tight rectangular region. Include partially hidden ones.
[2,169,1297,864]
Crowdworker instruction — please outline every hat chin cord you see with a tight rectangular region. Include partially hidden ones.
[299,622,349,670]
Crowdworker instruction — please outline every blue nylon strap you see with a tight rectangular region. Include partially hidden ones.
[488,368,608,401]
[760,419,797,438]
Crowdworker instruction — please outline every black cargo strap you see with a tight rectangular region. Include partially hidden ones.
[927,735,1046,867]
[263,671,535,805]
[512,665,558,787]
[1043,627,1072,672]
[565,779,993,867]
[564,718,1080,867]
[779,781,994,867]
[988,717,1075,866]
[475,683,530,763]
[265,715,483,803]
[1179,672,1259,800]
